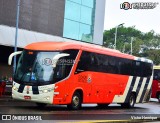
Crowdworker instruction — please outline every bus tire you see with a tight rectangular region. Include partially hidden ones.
[36,103,47,108]
[121,93,136,108]
[67,92,82,110]
[97,104,109,109]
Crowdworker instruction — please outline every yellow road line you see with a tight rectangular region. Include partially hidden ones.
[60,119,160,123]
[60,120,130,123]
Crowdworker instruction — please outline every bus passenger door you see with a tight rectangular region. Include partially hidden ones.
[73,51,93,103]
[74,71,92,103]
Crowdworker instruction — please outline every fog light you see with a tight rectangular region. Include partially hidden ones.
[46,97,50,100]
[44,96,50,100]
[43,90,48,93]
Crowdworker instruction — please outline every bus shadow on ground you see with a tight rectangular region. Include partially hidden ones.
[14,104,147,112]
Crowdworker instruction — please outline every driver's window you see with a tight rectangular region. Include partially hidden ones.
[75,51,91,73]
[53,49,79,82]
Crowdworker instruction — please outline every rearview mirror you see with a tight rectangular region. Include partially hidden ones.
[52,53,70,68]
[8,51,22,65]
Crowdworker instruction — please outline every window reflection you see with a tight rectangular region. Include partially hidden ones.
[63,19,79,40]
[82,0,94,8]
[69,0,81,4]
[65,1,81,21]
[79,24,92,42]
[80,6,92,25]
[63,0,95,42]
[76,51,153,77]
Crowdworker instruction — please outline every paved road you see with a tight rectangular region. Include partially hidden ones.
[0,96,160,122]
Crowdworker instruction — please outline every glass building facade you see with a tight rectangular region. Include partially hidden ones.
[63,0,96,42]
[0,0,105,81]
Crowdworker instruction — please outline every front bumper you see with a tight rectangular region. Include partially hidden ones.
[12,82,55,104]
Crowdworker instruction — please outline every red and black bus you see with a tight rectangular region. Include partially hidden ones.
[151,66,160,102]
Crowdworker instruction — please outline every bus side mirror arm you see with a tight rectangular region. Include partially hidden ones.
[8,51,22,65]
[52,53,70,68]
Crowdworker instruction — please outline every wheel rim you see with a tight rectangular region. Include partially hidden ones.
[73,96,79,107]
[130,96,134,106]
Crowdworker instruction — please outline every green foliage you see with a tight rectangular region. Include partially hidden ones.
[142,50,160,65]
[103,27,160,65]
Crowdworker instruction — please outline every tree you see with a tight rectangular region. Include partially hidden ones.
[103,27,160,65]
[142,50,160,65]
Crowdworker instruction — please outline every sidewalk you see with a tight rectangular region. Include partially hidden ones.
[0,95,13,101]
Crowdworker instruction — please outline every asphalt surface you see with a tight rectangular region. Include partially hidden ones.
[0,96,160,123]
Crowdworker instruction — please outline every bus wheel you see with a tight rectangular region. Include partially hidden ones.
[97,104,109,109]
[121,93,136,108]
[36,103,47,108]
[67,92,82,110]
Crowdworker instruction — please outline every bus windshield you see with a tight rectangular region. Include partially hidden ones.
[154,69,160,80]
[14,49,78,86]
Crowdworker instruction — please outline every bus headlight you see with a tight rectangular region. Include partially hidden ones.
[40,88,52,93]
[13,86,18,91]
[42,89,52,93]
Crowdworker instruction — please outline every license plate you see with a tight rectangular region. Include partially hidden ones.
[24,96,31,100]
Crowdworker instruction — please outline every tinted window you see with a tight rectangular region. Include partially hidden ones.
[69,0,81,4]
[80,6,92,25]
[65,1,81,21]
[154,69,160,80]
[75,51,153,77]
[63,19,79,40]
[143,62,152,77]
[79,24,92,42]
[53,49,79,82]
[15,50,79,86]
[82,0,94,8]
[63,0,95,42]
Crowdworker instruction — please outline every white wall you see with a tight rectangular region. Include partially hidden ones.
[93,0,106,45]
[0,25,74,48]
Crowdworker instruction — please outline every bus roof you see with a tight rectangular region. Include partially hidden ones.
[24,41,148,61]
[154,66,160,69]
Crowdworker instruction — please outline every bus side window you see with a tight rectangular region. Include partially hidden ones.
[76,52,90,73]
[54,49,78,81]
[75,51,101,73]
[154,69,160,80]
[89,53,99,71]
[132,61,142,76]
[143,63,152,77]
